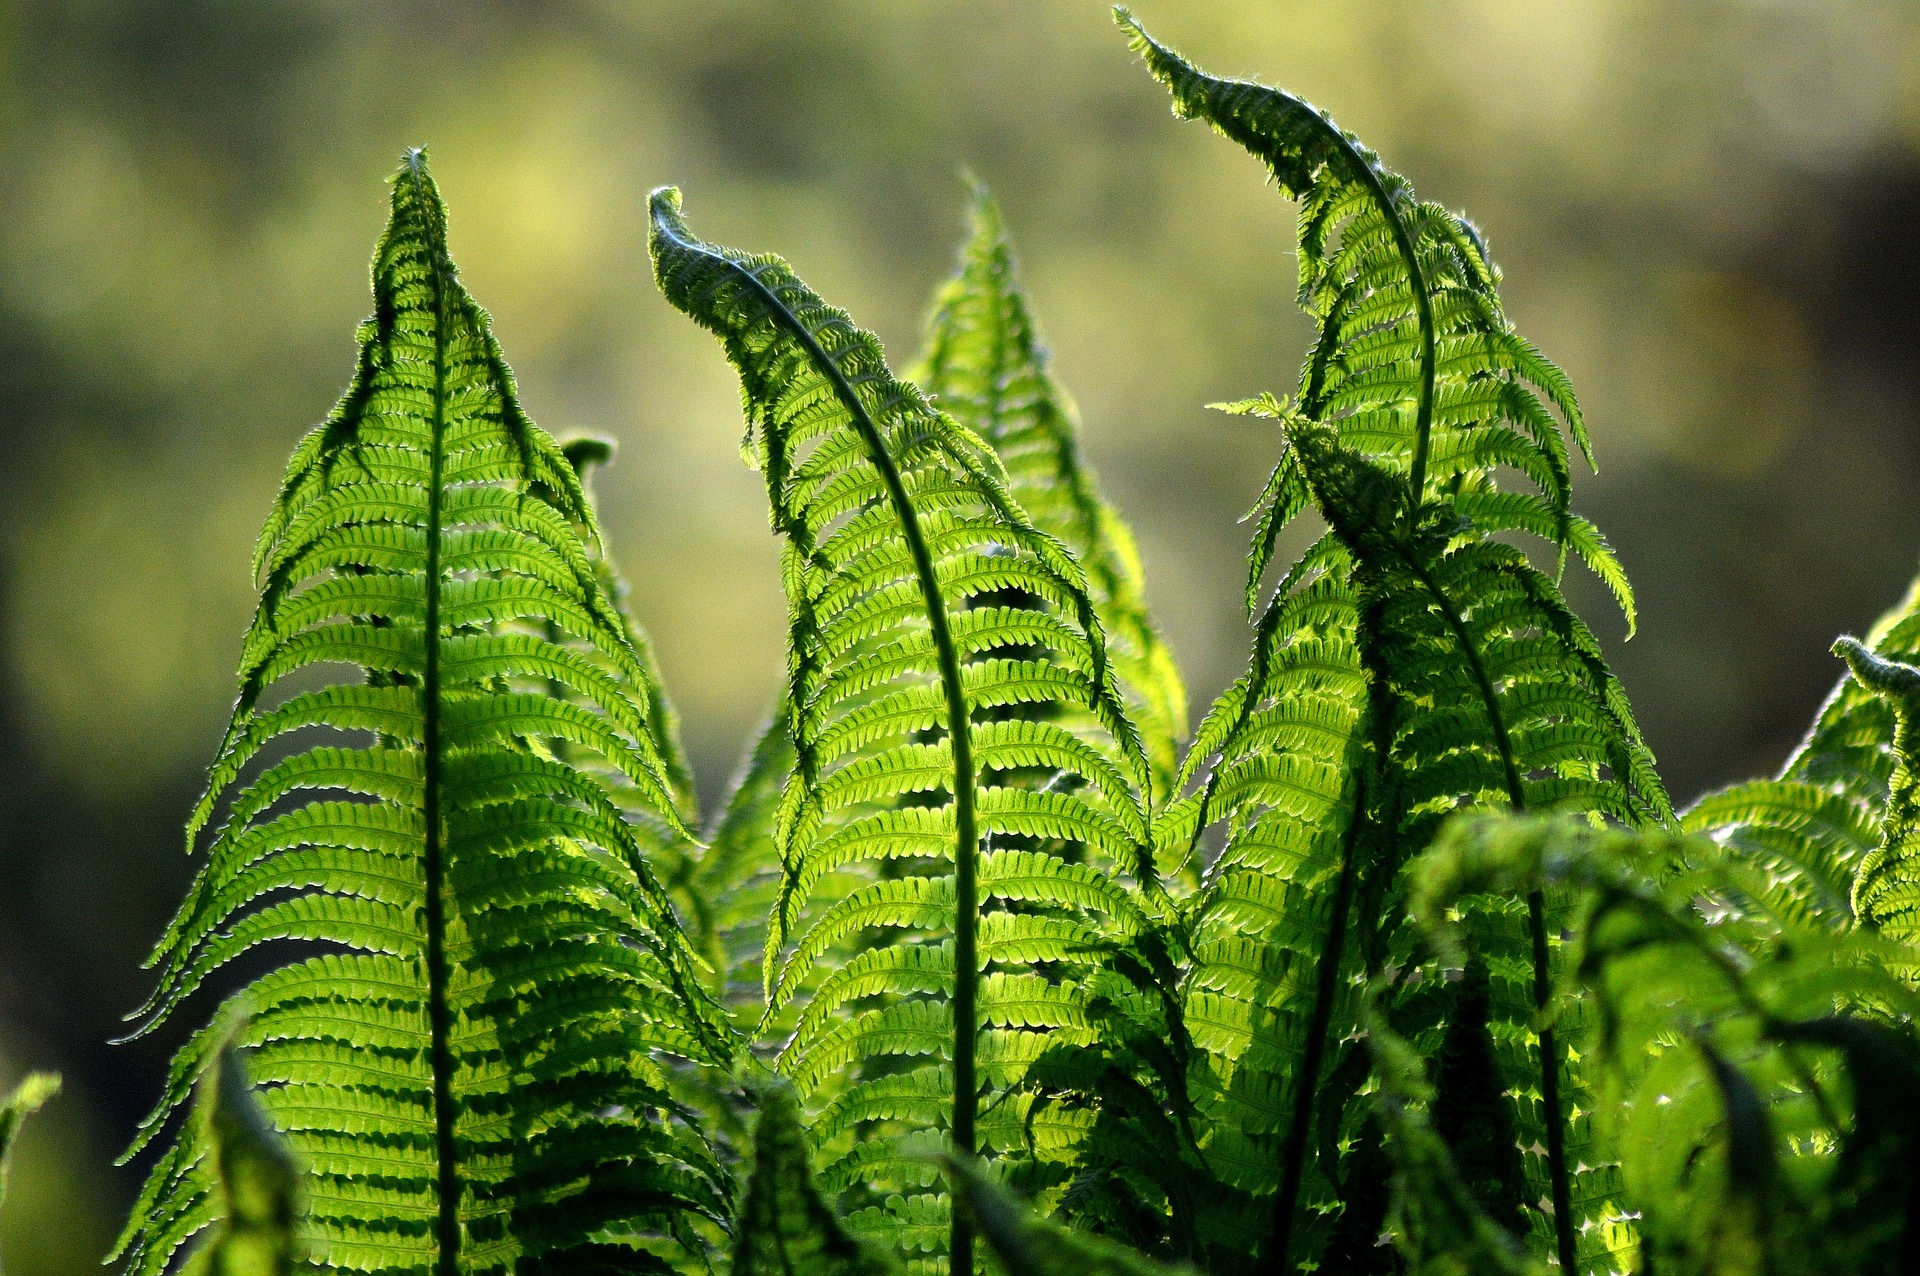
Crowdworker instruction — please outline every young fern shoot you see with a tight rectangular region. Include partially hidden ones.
[117,153,730,1276]
[651,187,1153,1275]
[1121,12,1663,1272]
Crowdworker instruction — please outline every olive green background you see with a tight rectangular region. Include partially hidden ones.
[2,2,1917,1268]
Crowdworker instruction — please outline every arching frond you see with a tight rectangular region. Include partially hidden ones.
[1835,638,1920,977]
[913,182,1187,804]
[1116,14,1664,1273]
[116,153,730,1276]
[1116,8,1631,630]
[651,187,1153,1274]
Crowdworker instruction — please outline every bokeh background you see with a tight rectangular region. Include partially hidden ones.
[2,0,1917,1267]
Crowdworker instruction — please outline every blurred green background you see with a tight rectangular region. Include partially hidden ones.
[2,0,1917,1267]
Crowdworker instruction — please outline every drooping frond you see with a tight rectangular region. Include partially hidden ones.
[0,1071,59,1259]
[1116,8,1632,630]
[650,187,1153,1274]
[1413,812,1920,1276]
[183,1039,303,1276]
[732,1078,901,1276]
[116,153,730,1276]
[1683,569,1920,930]
[912,182,1187,803]
[1116,14,1663,1273]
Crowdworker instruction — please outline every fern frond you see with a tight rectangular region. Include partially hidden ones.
[913,182,1187,803]
[1835,638,1920,974]
[651,187,1154,1274]
[1116,8,1630,629]
[1116,15,1663,1272]
[1682,570,1920,930]
[117,153,730,1276]
[1414,812,1920,1275]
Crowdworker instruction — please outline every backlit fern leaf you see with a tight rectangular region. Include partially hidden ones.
[1116,9,1631,631]
[912,182,1187,804]
[1415,812,1920,1276]
[650,188,1153,1274]
[1835,639,1920,974]
[1118,14,1663,1273]
[115,153,730,1276]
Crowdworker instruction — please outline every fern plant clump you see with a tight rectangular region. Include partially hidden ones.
[2,11,1909,1276]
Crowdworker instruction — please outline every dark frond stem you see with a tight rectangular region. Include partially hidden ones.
[702,245,984,1275]
[406,149,461,1276]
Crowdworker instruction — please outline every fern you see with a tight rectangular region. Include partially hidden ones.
[184,1038,303,1276]
[911,182,1187,804]
[651,186,1154,1275]
[1682,574,1920,931]
[1412,812,1920,1274]
[1117,12,1662,1272]
[115,152,731,1276]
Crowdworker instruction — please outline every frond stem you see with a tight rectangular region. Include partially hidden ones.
[406,151,462,1276]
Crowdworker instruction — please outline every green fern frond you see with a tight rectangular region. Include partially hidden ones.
[1116,8,1629,630]
[651,187,1154,1274]
[1835,637,1920,972]
[1414,812,1920,1275]
[183,1038,303,1276]
[116,153,731,1276]
[912,181,1188,803]
[1115,15,1663,1271]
